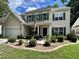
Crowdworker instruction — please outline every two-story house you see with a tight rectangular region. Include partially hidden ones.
[1,7,71,37]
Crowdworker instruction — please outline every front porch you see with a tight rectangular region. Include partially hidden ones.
[24,23,52,37]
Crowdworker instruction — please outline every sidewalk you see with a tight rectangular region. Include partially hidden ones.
[0,39,7,44]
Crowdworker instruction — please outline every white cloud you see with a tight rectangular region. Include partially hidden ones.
[26,7,37,12]
[32,0,46,2]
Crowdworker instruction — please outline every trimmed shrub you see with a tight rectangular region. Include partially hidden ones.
[34,35,43,40]
[17,35,24,39]
[28,39,37,47]
[44,35,50,40]
[67,33,77,42]
[71,37,77,42]
[51,36,56,43]
[43,40,51,46]
[67,34,74,40]
[8,37,16,43]
[57,36,64,42]
[64,36,67,40]
[25,35,32,39]
[18,39,23,45]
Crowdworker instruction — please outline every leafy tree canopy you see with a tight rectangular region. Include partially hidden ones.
[53,2,59,8]
[67,0,79,26]
[0,0,9,17]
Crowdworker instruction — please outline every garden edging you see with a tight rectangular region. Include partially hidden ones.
[7,41,79,52]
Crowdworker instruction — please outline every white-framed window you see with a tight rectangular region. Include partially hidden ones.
[52,27,66,36]
[53,12,65,21]
[27,13,49,22]
[76,29,79,34]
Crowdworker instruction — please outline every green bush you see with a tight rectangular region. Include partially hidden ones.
[28,39,37,47]
[77,36,79,39]
[44,35,49,40]
[43,40,51,46]
[67,34,74,40]
[51,36,57,43]
[18,40,23,45]
[17,35,24,39]
[57,36,64,42]
[34,35,43,40]
[71,37,77,42]
[8,37,16,43]
[67,33,77,42]
[64,36,67,40]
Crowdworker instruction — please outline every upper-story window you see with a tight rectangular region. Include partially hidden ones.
[52,27,66,36]
[53,12,65,21]
[26,13,49,22]
[39,14,42,21]
[36,14,40,21]
[27,14,35,22]
[43,13,49,20]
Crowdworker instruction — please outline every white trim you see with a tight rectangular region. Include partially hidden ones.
[1,13,10,23]
[5,26,20,28]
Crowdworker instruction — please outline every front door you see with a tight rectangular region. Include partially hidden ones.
[43,28,47,36]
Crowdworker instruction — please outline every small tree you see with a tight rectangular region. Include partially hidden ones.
[61,0,65,4]
[53,2,59,8]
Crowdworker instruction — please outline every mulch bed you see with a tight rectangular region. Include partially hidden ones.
[9,40,75,50]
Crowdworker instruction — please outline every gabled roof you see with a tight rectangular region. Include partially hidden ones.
[1,11,26,24]
[72,17,79,29]
[26,6,71,14]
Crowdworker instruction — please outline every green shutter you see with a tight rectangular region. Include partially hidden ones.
[52,27,54,36]
[53,14,54,21]
[64,27,66,36]
[47,13,49,20]
[63,13,65,20]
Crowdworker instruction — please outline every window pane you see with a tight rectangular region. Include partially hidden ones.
[32,15,35,21]
[28,15,32,22]
[36,14,39,21]
[39,14,42,21]
[59,27,64,35]
[55,17,58,20]
[59,17,63,20]
[43,13,47,20]
[54,13,59,21]
[52,27,58,36]
[54,27,58,35]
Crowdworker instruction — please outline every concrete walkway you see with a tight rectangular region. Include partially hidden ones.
[8,41,79,52]
[0,39,7,44]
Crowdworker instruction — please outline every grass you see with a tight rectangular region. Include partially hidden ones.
[0,44,79,59]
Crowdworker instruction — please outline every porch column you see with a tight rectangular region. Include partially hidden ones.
[21,24,24,36]
[3,27,5,37]
[48,25,52,37]
[37,26,39,35]
[20,22,24,36]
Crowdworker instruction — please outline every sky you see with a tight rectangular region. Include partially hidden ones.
[8,0,70,14]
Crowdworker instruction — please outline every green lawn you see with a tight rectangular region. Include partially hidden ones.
[0,44,79,59]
